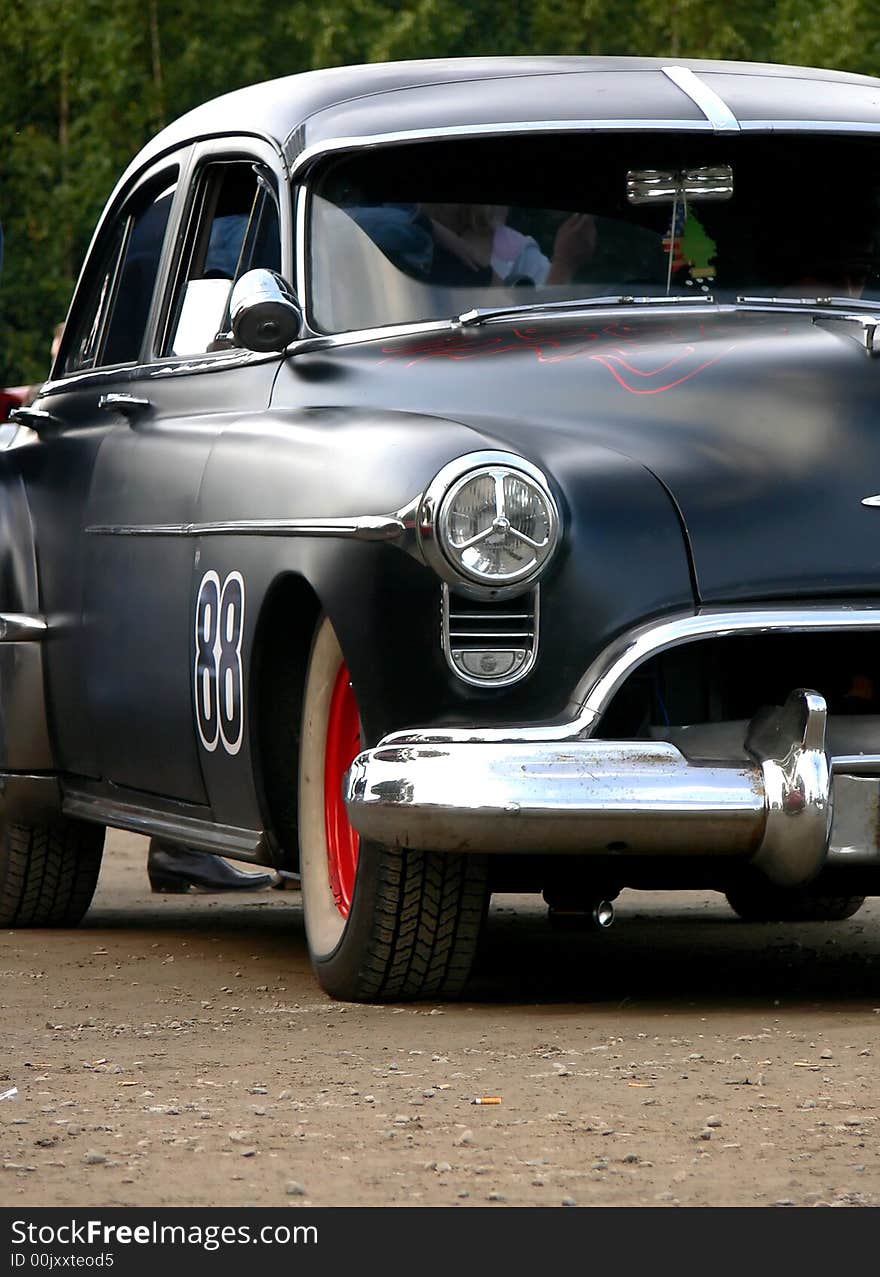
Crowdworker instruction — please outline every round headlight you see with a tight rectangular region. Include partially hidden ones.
[437,464,559,585]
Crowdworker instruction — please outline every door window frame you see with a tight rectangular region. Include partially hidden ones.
[49,135,292,391]
[55,153,191,382]
[150,136,293,368]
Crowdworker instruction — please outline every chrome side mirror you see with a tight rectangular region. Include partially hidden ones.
[229,269,303,352]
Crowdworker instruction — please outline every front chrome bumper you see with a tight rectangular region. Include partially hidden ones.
[345,689,880,887]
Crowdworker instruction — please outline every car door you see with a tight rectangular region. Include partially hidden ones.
[28,155,191,786]
[55,141,288,804]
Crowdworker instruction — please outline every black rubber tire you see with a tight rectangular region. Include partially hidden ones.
[299,616,489,1002]
[725,883,865,923]
[0,819,105,927]
[313,840,489,1002]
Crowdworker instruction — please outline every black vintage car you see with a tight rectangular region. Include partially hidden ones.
[4,56,880,999]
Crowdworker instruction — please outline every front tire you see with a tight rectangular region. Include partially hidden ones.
[0,818,105,926]
[298,617,489,1001]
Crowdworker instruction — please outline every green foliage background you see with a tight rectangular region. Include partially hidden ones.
[2,0,879,383]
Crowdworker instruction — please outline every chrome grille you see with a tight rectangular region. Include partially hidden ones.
[441,584,539,687]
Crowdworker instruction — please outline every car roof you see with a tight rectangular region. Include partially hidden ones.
[122,55,880,188]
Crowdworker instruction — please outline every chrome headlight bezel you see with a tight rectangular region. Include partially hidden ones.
[417,451,561,598]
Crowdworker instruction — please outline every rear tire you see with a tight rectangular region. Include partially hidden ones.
[298,616,489,1001]
[0,818,105,926]
[725,882,865,923]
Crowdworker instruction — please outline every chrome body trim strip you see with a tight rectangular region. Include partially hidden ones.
[0,613,47,642]
[832,755,880,775]
[383,605,880,747]
[62,789,268,861]
[86,514,406,540]
[295,184,310,333]
[661,66,740,133]
[739,120,880,134]
[39,348,278,398]
[573,606,880,730]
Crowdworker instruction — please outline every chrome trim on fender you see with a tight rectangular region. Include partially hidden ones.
[86,515,406,540]
[661,67,740,133]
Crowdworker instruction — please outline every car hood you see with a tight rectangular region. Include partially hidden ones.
[352,307,880,603]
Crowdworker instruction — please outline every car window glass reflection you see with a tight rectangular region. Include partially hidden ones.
[102,182,176,366]
[63,173,177,373]
[308,134,880,333]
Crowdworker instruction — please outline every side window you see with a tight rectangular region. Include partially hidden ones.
[63,171,178,373]
[62,222,127,373]
[163,162,281,357]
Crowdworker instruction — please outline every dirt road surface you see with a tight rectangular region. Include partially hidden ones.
[2,831,879,1208]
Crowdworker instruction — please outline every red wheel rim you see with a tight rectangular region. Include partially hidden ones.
[324,661,361,917]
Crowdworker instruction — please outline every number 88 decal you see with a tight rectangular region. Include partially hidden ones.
[195,570,245,754]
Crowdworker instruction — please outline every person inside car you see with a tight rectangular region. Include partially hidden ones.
[423,203,597,286]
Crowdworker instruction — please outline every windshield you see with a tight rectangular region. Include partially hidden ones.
[307,133,880,333]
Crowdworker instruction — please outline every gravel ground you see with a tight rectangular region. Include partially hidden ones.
[2,830,879,1208]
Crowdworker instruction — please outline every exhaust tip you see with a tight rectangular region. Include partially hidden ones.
[593,899,615,929]
[547,897,615,930]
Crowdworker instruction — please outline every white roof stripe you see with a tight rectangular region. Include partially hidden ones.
[662,65,740,132]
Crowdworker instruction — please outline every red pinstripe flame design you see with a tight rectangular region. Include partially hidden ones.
[378,321,745,394]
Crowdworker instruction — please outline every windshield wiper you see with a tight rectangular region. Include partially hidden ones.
[456,294,716,328]
[736,294,880,315]
[733,295,880,357]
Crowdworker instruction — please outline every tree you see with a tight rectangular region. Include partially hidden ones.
[1,0,879,385]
